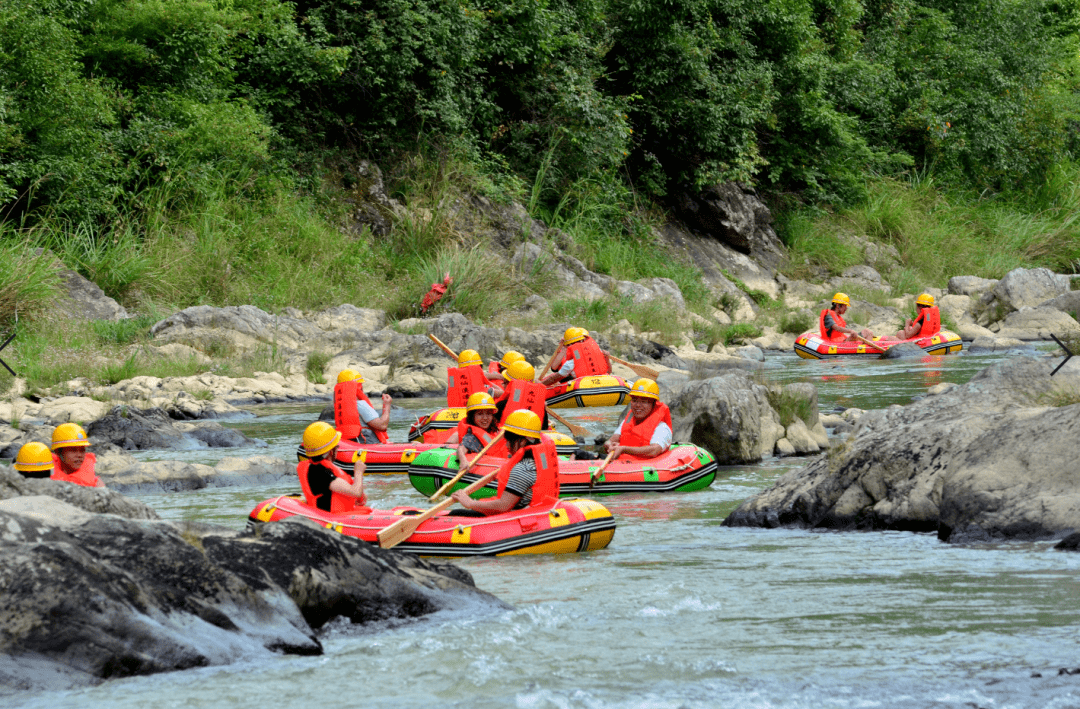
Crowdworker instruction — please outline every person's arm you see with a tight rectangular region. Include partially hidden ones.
[541,358,575,386]
[329,460,365,499]
[451,489,521,515]
[359,394,392,432]
[604,417,626,453]
[455,444,470,469]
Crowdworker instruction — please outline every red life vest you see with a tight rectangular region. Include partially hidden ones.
[50,452,101,488]
[497,380,548,424]
[618,401,673,454]
[456,421,507,458]
[915,307,941,338]
[445,365,490,408]
[818,308,848,342]
[556,338,610,379]
[333,380,389,443]
[494,435,560,508]
[297,459,369,514]
[487,361,502,375]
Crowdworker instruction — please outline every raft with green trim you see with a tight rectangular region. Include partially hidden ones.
[247,495,616,557]
[407,442,717,497]
[294,439,439,475]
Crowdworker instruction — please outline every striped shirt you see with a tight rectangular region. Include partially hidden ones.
[503,457,536,509]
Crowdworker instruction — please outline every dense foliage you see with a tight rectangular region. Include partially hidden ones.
[1,0,1079,223]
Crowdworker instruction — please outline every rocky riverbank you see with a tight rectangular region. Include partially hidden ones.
[724,355,1080,543]
[0,466,504,690]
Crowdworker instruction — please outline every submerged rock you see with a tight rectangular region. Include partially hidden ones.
[86,406,262,451]
[881,342,926,359]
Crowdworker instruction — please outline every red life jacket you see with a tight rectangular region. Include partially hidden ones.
[915,307,941,338]
[445,365,490,408]
[50,452,101,488]
[819,308,848,342]
[497,380,548,424]
[487,361,502,375]
[618,401,673,455]
[494,435,560,508]
[297,459,368,514]
[333,380,389,443]
[456,420,507,458]
[556,338,610,378]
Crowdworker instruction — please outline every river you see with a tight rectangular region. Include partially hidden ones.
[10,348,1080,708]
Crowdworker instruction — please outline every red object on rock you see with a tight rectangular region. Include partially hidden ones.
[420,272,452,313]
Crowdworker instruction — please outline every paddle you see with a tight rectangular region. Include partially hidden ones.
[589,450,617,489]
[428,333,458,361]
[607,353,659,380]
[546,407,591,439]
[378,468,501,549]
[538,343,562,381]
[854,334,888,354]
[428,431,505,502]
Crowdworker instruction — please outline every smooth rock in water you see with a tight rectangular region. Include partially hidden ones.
[1054,533,1080,551]
[734,345,764,362]
[967,336,1028,353]
[784,418,820,454]
[87,407,259,451]
[103,456,292,494]
[775,438,796,457]
[881,342,926,359]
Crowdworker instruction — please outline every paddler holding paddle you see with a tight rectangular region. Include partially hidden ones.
[604,379,672,460]
[451,410,558,516]
[297,422,369,513]
[819,293,877,343]
[441,391,503,468]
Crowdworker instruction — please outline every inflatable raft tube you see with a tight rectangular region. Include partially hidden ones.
[407,407,580,456]
[545,374,631,409]
[294,439,442,475]
[793,329,963,359]
[247,495,616,557]
[407,443,718,498]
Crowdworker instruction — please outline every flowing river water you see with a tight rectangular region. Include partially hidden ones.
[11,348,1080,708]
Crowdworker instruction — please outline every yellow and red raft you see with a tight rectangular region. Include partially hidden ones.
[294,439,442,475]
[247,495,616,557]
[793,329,963,359]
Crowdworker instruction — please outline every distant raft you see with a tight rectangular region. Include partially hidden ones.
[545,374,632,409]
[407,443,718,498]
[793,329,963,359]
[407,407,580,456]
[247,495,616,557]
[294,439,441,475]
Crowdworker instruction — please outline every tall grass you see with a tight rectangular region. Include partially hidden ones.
[0,241,61,325]
[550,296,687,345]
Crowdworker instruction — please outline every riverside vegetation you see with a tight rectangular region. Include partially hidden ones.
[2,0,1080,393]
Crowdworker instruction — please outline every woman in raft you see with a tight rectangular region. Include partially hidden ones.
[297,421,368,513]
[441,391,502,469]
[450,410,558,516]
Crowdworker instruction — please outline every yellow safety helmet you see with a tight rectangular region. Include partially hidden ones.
[502,360,535,382]
[466,391,497,412]
[502,410,542,439]
[336,369,364,384]
[500,350,525,369]
[916,293,935,307]
[457,349,482,367]
[629,378,660,401]
[831,293,850,306]
[302,421,341,458]
[563,327,588,345]
[14,442,54,472]
[52,423,90,451]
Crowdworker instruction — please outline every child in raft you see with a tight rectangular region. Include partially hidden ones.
[50,423,106,488]
[441,392,501,469]
[297,421,368,513]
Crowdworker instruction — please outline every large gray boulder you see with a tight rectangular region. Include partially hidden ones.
[990,306,1080,340]
[86,406,262,451]
[0,465,158,519]
[0,484,502,690]
[102,456,294,494]
[948,275,998,298]
[723,356,1080,541]
[672,183,787,273]
[976,267,1070,326]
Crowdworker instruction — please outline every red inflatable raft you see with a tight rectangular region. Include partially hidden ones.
[407,407,580,456]
[793,329,963,359]
[247,495,617,556]
[294,438,441,475]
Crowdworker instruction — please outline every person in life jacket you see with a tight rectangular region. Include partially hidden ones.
[333,369,391,444]
[50,423,105,488]
[13,441,54,479]
[539,327,612,386]
[297,421,368,513]
[894,293,942,340]
[604,378,672,460]
[450,410,559,515]
[494,360,549,430]
[446,349,502,408]
[819,293,876,343]
[442,391,503,467]
[486,350,525,385]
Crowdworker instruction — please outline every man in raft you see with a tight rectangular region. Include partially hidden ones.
[604,379,672,460]
[485,350,525,385]
[333,369,391,444]
[894,293,941,340]
[539,327,612,386]
[50,423,105,488]
[450,410,558,515]
[297,421,368,513]
[448,349,503,406]
[820,293,876,343]
[442,391,502,468]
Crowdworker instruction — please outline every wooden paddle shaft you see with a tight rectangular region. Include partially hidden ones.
[589,450,617,488]
[608,354,659,380]
[546,407,590,438]
[428,333,458,360]
[378,468,501,549]
[429,431,505,502]
[538,344,562,381]
[855,334,887,353]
